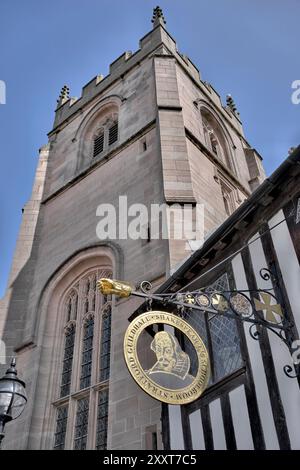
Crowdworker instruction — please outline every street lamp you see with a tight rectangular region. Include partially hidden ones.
[0,358,27,447]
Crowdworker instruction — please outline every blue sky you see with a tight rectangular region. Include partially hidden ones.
[0,0,299,297]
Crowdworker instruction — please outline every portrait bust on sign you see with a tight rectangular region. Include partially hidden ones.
[124,311,210,405]
[146,331,194,389]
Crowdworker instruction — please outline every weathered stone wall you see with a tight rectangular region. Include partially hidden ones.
[1,50,168,449]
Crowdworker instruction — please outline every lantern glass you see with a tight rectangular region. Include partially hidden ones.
[0,378,27,420]
[0,392,12,417]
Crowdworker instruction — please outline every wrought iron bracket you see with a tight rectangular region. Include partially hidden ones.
[97,273,300,379]
[131,277,299,380]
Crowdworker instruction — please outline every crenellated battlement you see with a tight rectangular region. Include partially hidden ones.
[109,51,133,74]
[51,10,203,134]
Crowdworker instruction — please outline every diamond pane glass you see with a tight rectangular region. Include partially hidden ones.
[209,314,242,381]
[183,310,208,378]
[208,274,242,381]
[183,273,243,384]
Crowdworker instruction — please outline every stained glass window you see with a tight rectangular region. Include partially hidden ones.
[99,306,111,382]
[96,389,109,450]
[74,397,89,450]
[60,324,75,398]
[53,406,68,450]
[80,317,94,389]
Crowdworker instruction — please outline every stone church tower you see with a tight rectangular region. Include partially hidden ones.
[0,7,265,449]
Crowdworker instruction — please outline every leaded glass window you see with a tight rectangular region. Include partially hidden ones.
[99,306,111,382]
[60,324,76,398]
[80,317,94,389]
[53,406,68,450]
[96,389,109,450]
[74,397,89,450]
[183,273,243,384]
[53,268,113,450]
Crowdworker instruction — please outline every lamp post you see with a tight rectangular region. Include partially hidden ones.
[0,358,27,448]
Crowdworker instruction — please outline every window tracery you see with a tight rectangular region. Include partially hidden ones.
[201,108,233,171]
[53,268,113,449]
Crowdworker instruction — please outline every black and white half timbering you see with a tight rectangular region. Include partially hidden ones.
[151,147,300,450]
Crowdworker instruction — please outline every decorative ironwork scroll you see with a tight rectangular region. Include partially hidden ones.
[97,273,300,380]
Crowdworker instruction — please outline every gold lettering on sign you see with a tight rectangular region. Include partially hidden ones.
[123,311,210,405]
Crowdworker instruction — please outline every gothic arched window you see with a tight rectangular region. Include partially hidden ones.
[201,108,233,171]
[92,113,118,159]
[53,268,113,450]
[75,98,122,172]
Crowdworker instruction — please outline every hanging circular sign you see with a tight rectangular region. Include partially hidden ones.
[123,311,210,405]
